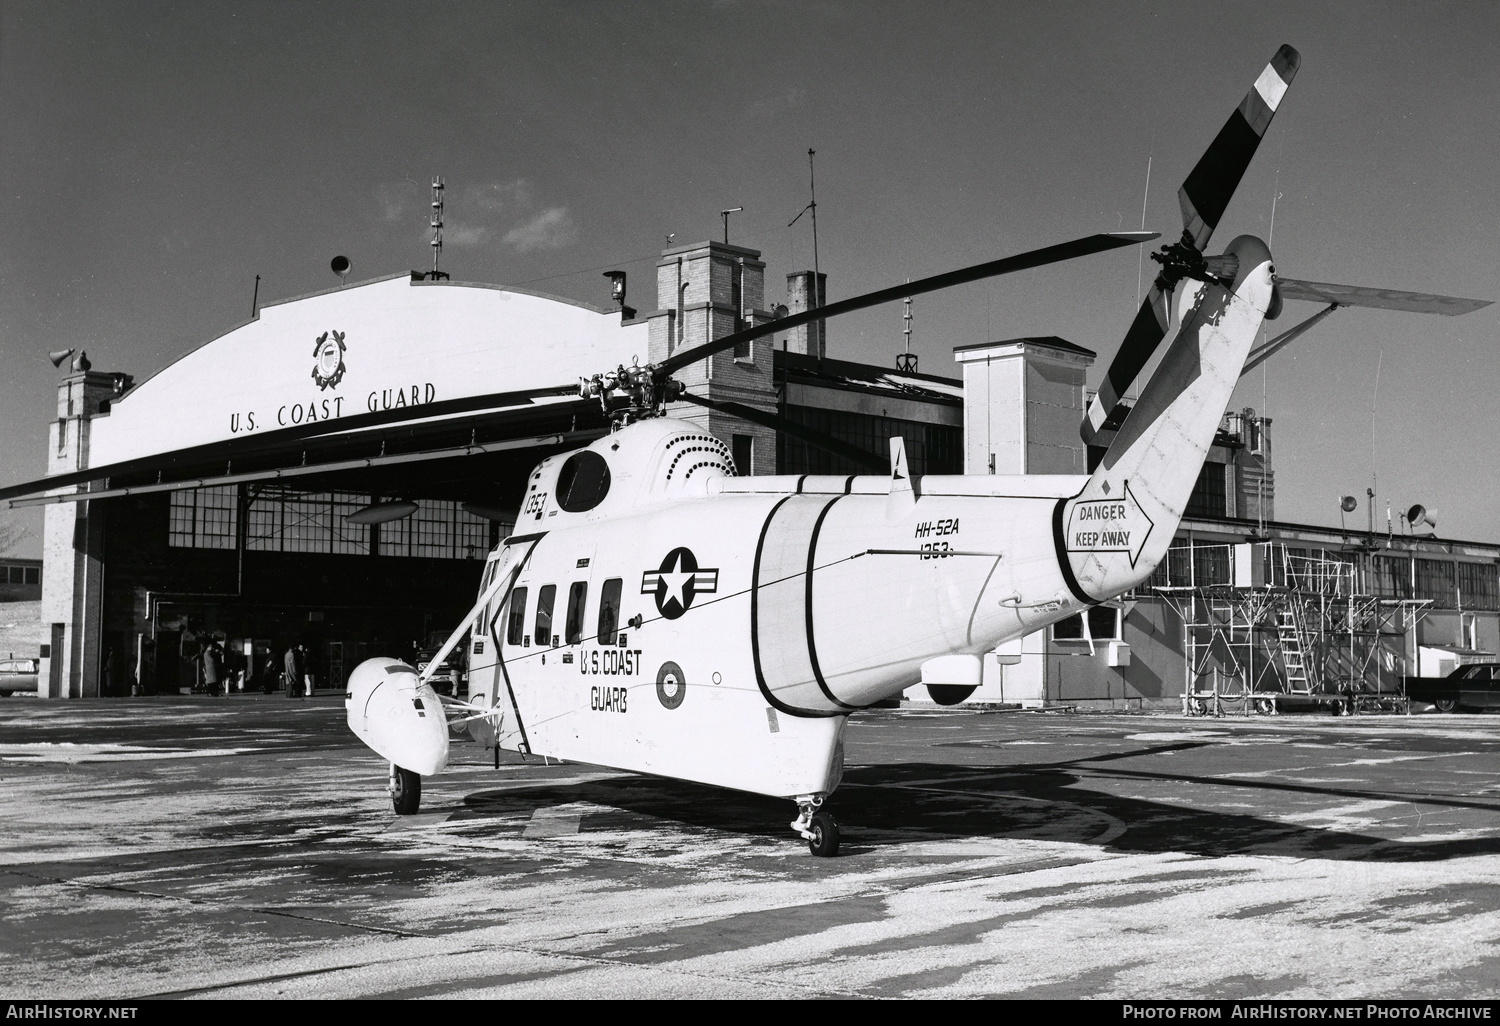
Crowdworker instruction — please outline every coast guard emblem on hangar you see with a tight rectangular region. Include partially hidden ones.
[641,547,718,620]
[311,330,347,390]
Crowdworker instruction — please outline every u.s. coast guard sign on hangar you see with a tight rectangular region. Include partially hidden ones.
[87,274,645,468]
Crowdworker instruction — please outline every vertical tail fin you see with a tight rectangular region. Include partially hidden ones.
[1058,236,1276,601]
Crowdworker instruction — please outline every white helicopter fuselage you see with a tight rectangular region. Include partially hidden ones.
[346,233,1277,806]
[466,467,1087,799]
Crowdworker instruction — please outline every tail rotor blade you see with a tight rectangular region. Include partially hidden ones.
[1179,44,1300,249]
[1085,44,1300,444]
[1082,284,1171,444]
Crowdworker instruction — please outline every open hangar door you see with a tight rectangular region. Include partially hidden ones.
[86,398,611,696]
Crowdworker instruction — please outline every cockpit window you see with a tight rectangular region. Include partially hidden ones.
[555,451,611,512]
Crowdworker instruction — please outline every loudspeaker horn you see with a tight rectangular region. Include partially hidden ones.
[331,255,352,280]
[48,349,76,368]
[1407,504,1438,530]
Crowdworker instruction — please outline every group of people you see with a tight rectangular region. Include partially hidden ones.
[194,640,231,696]
[186,639,315,697]
[281,643,314,698]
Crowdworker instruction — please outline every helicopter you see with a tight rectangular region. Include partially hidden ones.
[345,44,1489,855]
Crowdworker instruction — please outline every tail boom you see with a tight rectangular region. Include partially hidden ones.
[1061,235,1276,602]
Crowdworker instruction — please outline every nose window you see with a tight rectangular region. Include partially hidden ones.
[555,451,611,512]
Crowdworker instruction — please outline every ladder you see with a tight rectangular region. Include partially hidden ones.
[1276,608,1313,695]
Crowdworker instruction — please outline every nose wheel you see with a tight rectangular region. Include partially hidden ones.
[389,764,421,815]
[791,796,840,857]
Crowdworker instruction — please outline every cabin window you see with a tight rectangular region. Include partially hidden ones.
[1052,606,1122,642]
[506,587,528,646]
[597,578,623,644]
[565,581,588,645]
[534,584,556,646]
[555,451,611,512]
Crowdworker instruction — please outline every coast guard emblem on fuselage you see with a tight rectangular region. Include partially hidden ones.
[642,547,718,620]
[311,330,347,391]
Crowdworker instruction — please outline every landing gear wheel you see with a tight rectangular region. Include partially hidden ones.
[1434,698,1458,713]
[807,809,840,857]
[391,766,421,815]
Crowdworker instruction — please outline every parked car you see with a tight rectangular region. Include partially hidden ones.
[0,657,39,696]
[1404,663,1500,712]
[415,629,467,696]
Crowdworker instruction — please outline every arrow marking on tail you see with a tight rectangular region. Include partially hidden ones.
[1065,482,1155,569]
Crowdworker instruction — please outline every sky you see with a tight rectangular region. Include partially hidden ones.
[2,0,1498,558]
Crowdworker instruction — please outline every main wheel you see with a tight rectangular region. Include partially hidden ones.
[807,809,839,857]
[1434,698,1458,713]
[392,767,421,815]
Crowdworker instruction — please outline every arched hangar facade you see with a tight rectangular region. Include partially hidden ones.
[12,273,649,697]
[5,235,972,699]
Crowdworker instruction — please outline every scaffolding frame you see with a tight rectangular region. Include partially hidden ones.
[1153,544,1430,716]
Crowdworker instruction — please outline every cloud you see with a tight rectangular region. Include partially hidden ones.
[379,177,575,253]
[462,179,530,214]
[502,206,577,253]
[374,181,419,224]
[444,222,492,248]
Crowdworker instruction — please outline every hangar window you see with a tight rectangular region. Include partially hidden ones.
[246,489,370,555]
[565,582,588,645]
[1416,558,1458,609]
[378,500,489,560]
[1369,555,1412,599]
[554,451,611,512]
[168,487,238,550]
[1458,562,1499,611]
[506,587,528,646]
[23,567,39,584]
[1144,542,1233,589]
[534,585,556,646]
[1184,462,1228,519]
[597,578,623,644]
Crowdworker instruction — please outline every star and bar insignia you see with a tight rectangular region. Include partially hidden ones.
[641,547,718,620]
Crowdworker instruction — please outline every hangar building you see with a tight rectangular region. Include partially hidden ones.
[9,235,1498,709]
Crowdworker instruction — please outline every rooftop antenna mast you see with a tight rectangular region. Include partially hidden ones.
[897,286,917,372]
[720,207,743,245]
[429,176,447,280]
[788,149,822,360]
[788,148,821,291]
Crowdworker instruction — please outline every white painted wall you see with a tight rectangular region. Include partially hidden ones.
[91,276,648,467]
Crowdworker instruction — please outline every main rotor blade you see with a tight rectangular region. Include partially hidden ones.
[1179,44,1300,249]
[1275,279,1492,316]
[656,232,1157,378]
[674,391,888,473]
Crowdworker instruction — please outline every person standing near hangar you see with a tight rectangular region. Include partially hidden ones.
[284,643,303,700]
